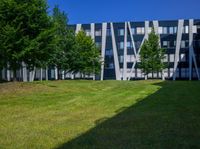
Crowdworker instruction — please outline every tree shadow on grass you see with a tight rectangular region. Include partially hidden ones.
[56,81,200,149]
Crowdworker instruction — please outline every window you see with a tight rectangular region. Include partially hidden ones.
[169,27,174,34]
[95,42,101,48]
[174,27,177,34]
[107,29,111,36]
[109,63,114,69]
[169,54,175,62]
[163,27,168,34]
[181,41,186,48]
[85,30,91,36]
[184,26,189,34]
[136,27,145,34]
[127,41,132,48]
[131,28,135,34]
[163,41,168,47]
[193,26,197,33]
[158,27,163,34]
[95,30,101,36]
[180,53,186,62]
[119,42,124,49]
[118,29,124,36]
[119,56,124,63]
[105,49,113,56]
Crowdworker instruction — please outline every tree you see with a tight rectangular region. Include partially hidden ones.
[0,0,54,81]
[71,30,101,78]
[139,28,166,80]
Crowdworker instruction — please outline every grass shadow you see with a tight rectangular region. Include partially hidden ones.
[55,81,200,149]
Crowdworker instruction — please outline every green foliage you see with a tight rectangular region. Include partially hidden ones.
[0,0,54,76]
[72,30,101,76]
[139,28,166,76]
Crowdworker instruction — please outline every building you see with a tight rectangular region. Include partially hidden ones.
[70,19,200,80]
[1,19,200,81]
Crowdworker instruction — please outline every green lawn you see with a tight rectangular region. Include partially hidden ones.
[0,80,200,149]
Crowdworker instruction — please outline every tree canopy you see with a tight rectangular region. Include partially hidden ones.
[139,28,166,78]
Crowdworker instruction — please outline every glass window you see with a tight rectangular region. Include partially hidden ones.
[163,41,168,47]
[169,27,174,34]
[180,53,186,62]
[136,27,145,34]
[95,30,101,36]
[109,63,114,69]
[181,41,185,48]
[174,27,177,34]
[131,28,135,35]
[119,56,124,63]
[119,42,124,49]
[118,29,124,36]
[184,26,189,34]
[158,27,163,34]
[170,54,175,62]
[105,49,113,56]
[163,27,168,34]
[193,26,197,33]
[127,41,132,48]
[107,29,111,36]
[95,42,101,48]
[85,30,91,36]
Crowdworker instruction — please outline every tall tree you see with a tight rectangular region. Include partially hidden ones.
[72,30,101,78]
[139,28,166,80]
[50,5,75,79]
[0,0,54,81]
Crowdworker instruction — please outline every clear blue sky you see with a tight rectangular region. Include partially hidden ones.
[47,0,199,24]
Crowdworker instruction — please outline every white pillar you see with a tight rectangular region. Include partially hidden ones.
[22,62,27,82]
[100,23,107,81]
[173,19,184,81]
[110,22,121,80]
[6,64,10,81]
[123,22,128,80]
[40,68,43,81]
[55,67,58,80]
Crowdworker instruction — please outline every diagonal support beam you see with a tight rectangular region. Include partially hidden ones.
[173,19,184,81]
[128,21,149,80]
[189,19,200,80]
[110,22,121,80]
[153,20,165,80]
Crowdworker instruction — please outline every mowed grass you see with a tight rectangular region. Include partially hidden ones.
[0,80,200,149]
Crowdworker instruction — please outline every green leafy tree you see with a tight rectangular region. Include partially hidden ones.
[72,30,101,78]
[139,28,166,79]
[0,0,54,81]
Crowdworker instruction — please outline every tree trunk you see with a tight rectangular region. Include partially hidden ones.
[40,68,43,81]
[162,70,165,80]
[144,74,148,80]
[13,69,17,82]
[45,67,48,81]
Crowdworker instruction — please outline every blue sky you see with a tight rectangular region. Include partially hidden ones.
[47,0,199,24]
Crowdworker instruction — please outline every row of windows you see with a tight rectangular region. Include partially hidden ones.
[84,26,197,37]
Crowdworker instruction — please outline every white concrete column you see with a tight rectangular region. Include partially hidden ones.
[91,23,96,80]
[75,24,82,34]
[22,62,27,82]
[100,23,107,81]
[110,22,121,80]
[123,22,128,80]
[45,67,48,81]
[6,64,10,81]
[55,67,58,80]
[173,19,184,81]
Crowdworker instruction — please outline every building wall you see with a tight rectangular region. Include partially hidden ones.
[71,19,200,80]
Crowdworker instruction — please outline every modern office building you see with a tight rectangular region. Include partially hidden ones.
[70,19,200,80]
[1,19,200,81]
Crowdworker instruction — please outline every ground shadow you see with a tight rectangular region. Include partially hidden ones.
[56,81,200,149]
